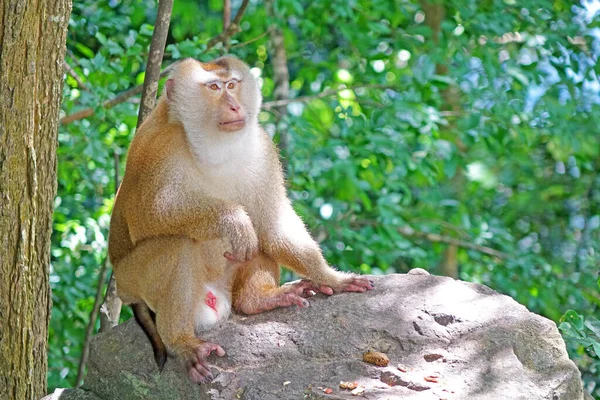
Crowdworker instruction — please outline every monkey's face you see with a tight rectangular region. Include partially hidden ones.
[202,77,247,132]
[167,57,262,135]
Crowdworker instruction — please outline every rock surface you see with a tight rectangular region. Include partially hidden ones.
[50,271,584,400]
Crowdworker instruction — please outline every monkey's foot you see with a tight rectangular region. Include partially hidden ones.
[186,342,225,384]
[238,280,319,315]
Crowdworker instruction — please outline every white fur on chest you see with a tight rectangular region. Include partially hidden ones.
[187,126,264,203]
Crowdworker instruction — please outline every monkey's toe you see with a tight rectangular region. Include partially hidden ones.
[278,292,310,308]
[188,362,213,384]
[195,342,226,359]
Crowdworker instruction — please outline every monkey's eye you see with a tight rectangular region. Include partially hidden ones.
[227,82,235,89]
[209,83,219,91]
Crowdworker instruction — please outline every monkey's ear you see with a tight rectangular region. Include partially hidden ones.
[165,79,175,101]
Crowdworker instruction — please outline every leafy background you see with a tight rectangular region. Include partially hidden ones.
[52,0,600,397]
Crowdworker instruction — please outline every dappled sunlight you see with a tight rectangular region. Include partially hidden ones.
[30,0,598,396]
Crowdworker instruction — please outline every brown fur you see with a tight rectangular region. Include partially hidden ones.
[108,56,373,383]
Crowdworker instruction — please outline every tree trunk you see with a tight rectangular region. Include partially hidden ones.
[0,0,71,398]
[422,0,461,279]
[266,0,291,176]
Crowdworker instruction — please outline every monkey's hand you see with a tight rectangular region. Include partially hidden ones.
[222,210,259,263]
[186,342,225,384]
[309,273,374,295]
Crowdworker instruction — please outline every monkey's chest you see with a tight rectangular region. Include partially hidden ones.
[200,162,262,205]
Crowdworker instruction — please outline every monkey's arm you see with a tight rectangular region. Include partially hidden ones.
[128,185,258,262]
[259,203,372,293]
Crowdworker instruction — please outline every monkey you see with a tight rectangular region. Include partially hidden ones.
[108,56,374,384]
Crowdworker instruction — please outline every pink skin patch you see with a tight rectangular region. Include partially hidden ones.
[205,291,217,314]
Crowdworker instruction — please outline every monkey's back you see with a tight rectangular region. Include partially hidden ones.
[108,100,189,264]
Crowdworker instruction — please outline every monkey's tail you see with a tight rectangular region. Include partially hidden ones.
[132,302,168,371]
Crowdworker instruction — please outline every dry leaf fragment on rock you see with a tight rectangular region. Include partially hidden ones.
[363,350,389,367]
[351,386,366,396]
[323,387,333,394]
[424,353,444,362]
[339,381,359,390]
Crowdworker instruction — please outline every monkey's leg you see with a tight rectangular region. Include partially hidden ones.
[232,253,325,314]
[261,207,374,294]
[154,269,226,384]
[126,238,227,384]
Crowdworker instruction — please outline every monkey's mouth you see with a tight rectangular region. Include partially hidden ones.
[219,119,246,131]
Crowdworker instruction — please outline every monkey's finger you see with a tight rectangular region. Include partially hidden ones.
[290,280,317,296]
[223,252,241,263]
[245,248,256,262]
[349,278,374,290]
[341,284,367,293]
[316,285,334,296]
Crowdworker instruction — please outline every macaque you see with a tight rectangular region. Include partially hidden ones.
[108,56,373,384]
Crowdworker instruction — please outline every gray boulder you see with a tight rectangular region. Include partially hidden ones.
[49,271,584,400]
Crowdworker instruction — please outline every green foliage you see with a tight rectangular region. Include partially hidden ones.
[53,0,600,397]
[560,310,600,358]
[560,308,600,393]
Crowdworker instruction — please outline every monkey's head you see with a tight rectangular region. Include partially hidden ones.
[165,56,262,135]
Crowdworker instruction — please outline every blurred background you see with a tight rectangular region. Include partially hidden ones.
[53,0,600,396]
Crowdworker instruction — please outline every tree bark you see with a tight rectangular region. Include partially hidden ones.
[0,0,71,398]
[136,0,173,127]
[266,0,290,176]
[421,1,461,279]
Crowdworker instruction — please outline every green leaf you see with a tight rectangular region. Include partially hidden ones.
[584,317,600,338]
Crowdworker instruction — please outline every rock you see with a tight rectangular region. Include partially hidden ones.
[51,272,584,400]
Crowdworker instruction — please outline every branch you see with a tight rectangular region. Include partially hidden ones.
[266,0,290,174]
[230,28,272,48]
[99,274,122,332]
[223,0,231,30]
[397,226,510,259]
[137,0,174,127]
[99,150,123,333]
[76,256,110,386]
[262,84,395,110]
[60,0,251,126]
[205,0,250,49]
[64,61,89,92]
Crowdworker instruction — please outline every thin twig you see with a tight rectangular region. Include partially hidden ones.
[410,217,471,239]
[99,150,122,333]
[60,0,252,126]
[397,226,509,259]
[205,0,250,49]
[76,256,110,386]
[230,28,272,48]
[64,61,89,92]
[137,0,174,127]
